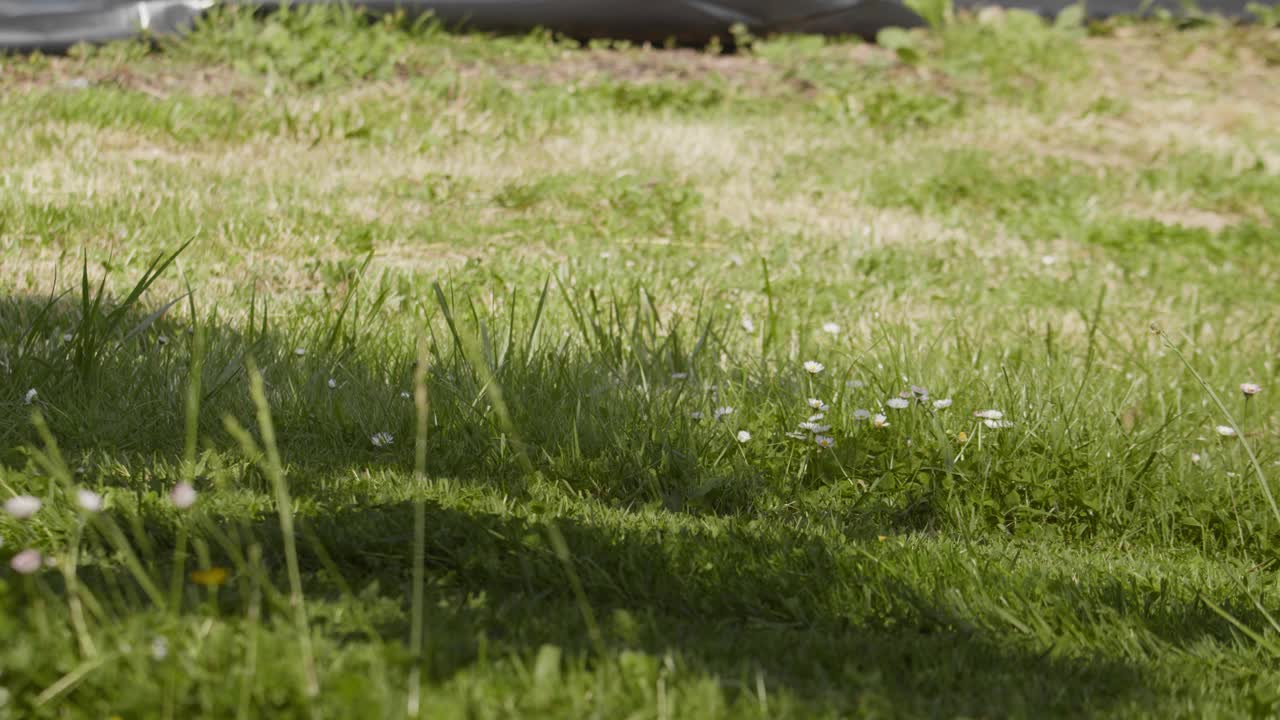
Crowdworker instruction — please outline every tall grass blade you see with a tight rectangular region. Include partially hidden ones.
[225,362,321,701]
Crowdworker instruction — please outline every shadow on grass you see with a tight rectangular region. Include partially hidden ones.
[0,290,1253,715]
[0,288,950,519]
[257,498,1186,716]
[21,497,1163,716]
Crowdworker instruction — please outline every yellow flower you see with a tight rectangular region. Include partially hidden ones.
[955,431,969,444]
[190,567,230,587]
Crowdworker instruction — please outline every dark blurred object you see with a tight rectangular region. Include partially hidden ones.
[0,1,211,52]
[264,1,927,43]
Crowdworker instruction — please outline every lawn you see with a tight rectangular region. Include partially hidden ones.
[1,6,1279,718]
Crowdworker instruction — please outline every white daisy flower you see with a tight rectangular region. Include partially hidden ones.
[690,411,704,420]
[62,332,74,342]
[151,637,169,661]
[76,489,103,513]
[10,549,42,575]
[886,398,910,410]
[170,483,197,510]
[814,435,835,448]
[4,495,42,520]
[741,316,756,333]
[1240,383,1262,397]
[872,414,890,428]
[984,419,1014,429]
[798,422,832,433]
[803,361,825,374]
[736,430,752,443]
[371,432,395,448]
[822,322,840,335]
[23,388,37,405]
[327,378,338,389]
[1190,452,1202,464]
[294,348,306,357]
[853,409,871,421]
[910,385,929,398]
[933,398,953,410]
[807,398,831,412]
[807,413,826,422]
[974,409,1004,420]
[671,372,689,380]
[400,391,412,400]
[713,406,734,421]
[1215,425,1237,438]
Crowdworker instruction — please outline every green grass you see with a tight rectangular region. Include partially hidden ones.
[1,6,1279,718]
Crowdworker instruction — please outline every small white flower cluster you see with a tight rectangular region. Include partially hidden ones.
[974,409,1013,429]
[844,379,1010,431]
[371,432,395,448]
[847,406,889,428]
[76,489,103,513]
[687,362,1032,455]
[4,495,42,519]
[171,483,198,509]
[784,395,836,448]
[10,549,41,574]
[1208,381,1263,438]
[4,494,57,575]
[686,397,753,444]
